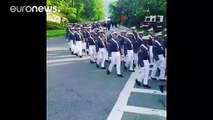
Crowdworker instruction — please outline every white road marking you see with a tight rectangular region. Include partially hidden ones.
[106,69,139,120]
[47,56,90,64]
[124,105,166,117]
[107,66,167,120]
[132,88,167,96]
[47,61,75,67]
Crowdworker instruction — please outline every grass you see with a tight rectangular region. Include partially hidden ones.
[47,30,66,38]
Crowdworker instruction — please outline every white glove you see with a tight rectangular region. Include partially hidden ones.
[109,57,112,60]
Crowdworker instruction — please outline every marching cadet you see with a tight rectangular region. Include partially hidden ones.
[131,26,138,39]
[102,28,110,62]
[96,30,107,69]
[107,32,124,77]
[85,26,92,55]
[66,25,71,42]
[147,28,155,66]
[68,27,76,55]
[132,31,144,69]
[124,33,134,72]
[118,30,127,63]
[88,30,97,63]
[135,36,152,89]
[82,26,87,53]
[75,27,84,58]
[107,29,114,41]
[150,32,166,81]
[138,32,144,46]
[131,26,139,68]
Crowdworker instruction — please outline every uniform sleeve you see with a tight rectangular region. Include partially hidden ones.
[107,41,112,57]
[95,38,99,52]
[138,48,144,67]
[153,42,159,61]
[119,43,123,55]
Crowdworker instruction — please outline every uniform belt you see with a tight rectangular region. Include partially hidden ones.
[112,50,119,52]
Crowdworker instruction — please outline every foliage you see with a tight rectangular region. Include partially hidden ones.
[47,0,105,23]
[47,21,67,30]
[109,0,166,27]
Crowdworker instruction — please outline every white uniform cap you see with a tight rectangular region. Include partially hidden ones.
[155,32,162,37]
[148,28,154,31]
[111,31,118,35]
[131,26,136,29]
[142,36,150,40]
[120,30,127,33]
[138,31,144,34]
[127,33,134,36]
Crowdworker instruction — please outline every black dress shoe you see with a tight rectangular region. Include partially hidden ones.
[124,66,127,70]
[83,49,86,52]
[129,70,135,72]
[96,63,99,68]
[151,77,157,81]
[142,84,151,89]
[79,56,82,58]
[69,48,71,51]
[90,60,94,64]
[75,54,78,56]
[107,70,110,75]
[159,79,166,81]
[86,51,89,55]
[133,64,136,68]
[159,85,164,93]
[101,67,106,69]
[117,74,123,77]
[135,79,141,86]
[150,65,153,68]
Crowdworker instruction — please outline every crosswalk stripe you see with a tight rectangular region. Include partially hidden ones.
[106,70,138,120]
[124,105,166,117]
[132,88,166,95]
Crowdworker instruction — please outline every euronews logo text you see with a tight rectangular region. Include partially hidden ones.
[10,6,60,13]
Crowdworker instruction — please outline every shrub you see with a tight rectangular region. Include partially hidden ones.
[47,21,67,30]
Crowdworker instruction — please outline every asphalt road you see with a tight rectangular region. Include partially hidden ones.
[47,26,166,120]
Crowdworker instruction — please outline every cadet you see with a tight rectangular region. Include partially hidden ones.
[75,27,83,58]
[68,27,76,55]
[135,36,151,89]
[147,28,155,66]
[150,32,166,81]
[133,31,144,69]
[82,26,87,53]
[107,32,124,77]
[85,26,92,55]
[96,30,107,69]
[102,28,110,62]
[66,25,70,42]
[131,26,138,39]
[124,33,134,72]
[118,30,127,63]
[88,31,97,63]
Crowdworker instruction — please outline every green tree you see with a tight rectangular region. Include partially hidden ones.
[109,0,166,27]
